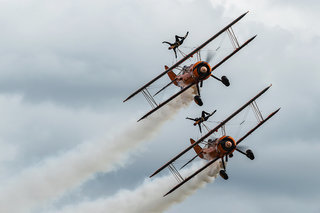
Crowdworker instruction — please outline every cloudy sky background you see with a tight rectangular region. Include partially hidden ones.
[0,0,319,212]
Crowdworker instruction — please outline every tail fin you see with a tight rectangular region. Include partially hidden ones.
[190,138,204,159]
[165,65,178,86]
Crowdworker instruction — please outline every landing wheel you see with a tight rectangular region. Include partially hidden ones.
[219,170,229,180]
[194,95,203,106]
[221,76,230,87]
[246,149,255,160]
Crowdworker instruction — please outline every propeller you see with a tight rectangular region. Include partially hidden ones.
[205,51,215,64]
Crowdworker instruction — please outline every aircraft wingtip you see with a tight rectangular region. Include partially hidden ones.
[163,192,170,197]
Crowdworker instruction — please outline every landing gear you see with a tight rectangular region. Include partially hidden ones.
[221,76,230,87]
[246,149,255,160]
[210,74,230,87]
[219,170,229,180]
[194,95,203,106]
[219,157,228,180]
[236,148,255,160]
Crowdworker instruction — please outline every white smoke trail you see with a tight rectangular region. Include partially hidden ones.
[52,161,221,213]
[0,88,196,213]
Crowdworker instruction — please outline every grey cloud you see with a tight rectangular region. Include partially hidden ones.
[0,0,319,212]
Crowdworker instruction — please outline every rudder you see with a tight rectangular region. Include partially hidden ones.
[165,65,178,86]
[190,138,204,159]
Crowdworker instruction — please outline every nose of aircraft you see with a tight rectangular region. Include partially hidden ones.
[200,66,207,74]
[225,141,232,148]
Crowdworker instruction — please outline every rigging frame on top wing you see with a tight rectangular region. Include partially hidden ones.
[123,11,256,121]
[148,85,280,196]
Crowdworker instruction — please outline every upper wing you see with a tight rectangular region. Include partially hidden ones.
[150,85,272,178]
[123,11,249,103]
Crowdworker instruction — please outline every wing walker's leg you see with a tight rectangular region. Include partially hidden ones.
[173,48,177,58]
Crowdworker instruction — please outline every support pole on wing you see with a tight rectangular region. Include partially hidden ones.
[236,108,280,145]
[137,83,195,122]
[163,157,220,196]
[211,35,257,72]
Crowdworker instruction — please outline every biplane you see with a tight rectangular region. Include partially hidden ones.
[123,12,257,121]
[186,110,217,133]
[149,85,280,196]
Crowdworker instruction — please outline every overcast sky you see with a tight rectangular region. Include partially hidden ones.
[0,0,319,213]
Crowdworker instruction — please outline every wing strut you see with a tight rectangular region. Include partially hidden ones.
[168,164,184,183]
[137,83,195,121]
[163,157,220,197]
[142,88,158,109]
[250,100,264,122]
[227,27,240,49]
[236,108,280,145]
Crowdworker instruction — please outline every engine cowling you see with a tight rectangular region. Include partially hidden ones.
[192,61,211,80]
[217,136,236,156]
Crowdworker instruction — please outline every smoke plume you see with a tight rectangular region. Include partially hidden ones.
[52,160,221,213]
[0,87,196,213]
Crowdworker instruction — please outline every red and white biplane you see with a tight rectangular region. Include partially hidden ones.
[149,85,280,196]
[124,12,256,121]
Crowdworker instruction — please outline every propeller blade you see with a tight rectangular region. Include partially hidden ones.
[200,80,203,87]
[205,51,215,63]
